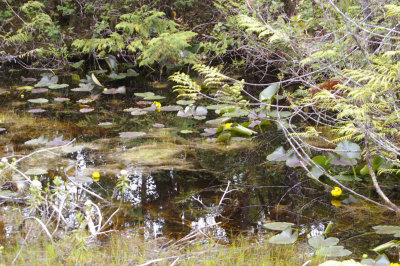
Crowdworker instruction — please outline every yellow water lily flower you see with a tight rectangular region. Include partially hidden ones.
[331,199,341,207]
[152,101,161,112]
[92,172,100,182]
[331,186,342,197]
[224,123,233,130]
[390,263,400,266]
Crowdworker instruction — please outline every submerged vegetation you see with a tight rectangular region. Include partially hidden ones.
[1,0,400,265]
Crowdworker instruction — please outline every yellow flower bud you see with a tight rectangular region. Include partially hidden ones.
[152,101,161,112]
[224,123,233,130]
[92,172,100,182]
[331,186,342,197]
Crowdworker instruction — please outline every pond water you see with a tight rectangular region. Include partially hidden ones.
[0,69,397,260]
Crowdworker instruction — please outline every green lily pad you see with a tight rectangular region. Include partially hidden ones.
[361,254,390,266]
[308,235,339,249]
[269,111,292,118]
[48,83,69,89]
[28,98,49,104]
[205,117,230,126]
[315,246,352,257]
[119,132,146,138]
[176,100,195,105]
[308,166,324,179]
[373,225,400,237]
[263,222,294,231]
[286,153,302,168]
[335,141,361,160]
[25,135,48,145]
[180,130,193,134]
[134,92,165,100]
[268,228,298,244]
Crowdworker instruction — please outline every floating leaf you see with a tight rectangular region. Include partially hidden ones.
[222,108,250,118]
[61,145,85,153]
[48,83,69,89]
[27,108,46,113]
[267,147,288,162]
[315,246,352,257]
[134,92,165,100]
[80,108,94,113]
[201,128,217,137]
[72,83,94,92]
[126,69,139,77]
[180,130,193,134]
[308,166,324,179]
[16,86,34,90]
[176,100,195,105]
[119,132,146,138]
[34,75,58,87]
[160,105,182,111]
[54,97,70,102]
[268,228,298,244]
[130,108,148,116]
[25,135,48,145]
[263,222,294,231]
[28,98,49,104]
[335,141,361,160]
[152,123,165,128]
[269,111,292,118]
[260,83,279,101]
[109,73,126,80]
[32,88,49,93]
[46,136,69,146]
[286,153,302,168]
[308,235,339,249]
[373,225,400,237]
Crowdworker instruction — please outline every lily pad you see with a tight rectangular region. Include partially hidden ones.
[361,254,390,266]
[308,235,339,249]
[35,75,58,87]
[119,132,146,138]
[32,88,49,93]
[48,83,69,89]
[134,92,165,100]
[263,222,294,231]
[267,147,289,162]
[286,153,302,168]
[46,136,69,146]
[80,108,94,113]
[28,98,49,104]
[308,166,324,179]
[201,128,217,137]
[176,100,195,105]
[268,228,298,244]
[25,135,48,145]
[54,97,70,102]
[160,105,182,112]
[103,86,126,94]
[180,130,193,134]
[373,225,400,237]
[130,108,148,116]
[16,86,34,90]
[27,108,46,113]
[72,83,94,92]
[335,141,361,160]
[315,246,352,257]
[152,123,165,128]
[0,190,20,198]
[61,145,85,153]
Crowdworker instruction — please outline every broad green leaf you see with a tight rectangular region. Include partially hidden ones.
[28,98,49,104]
[70,60,85,69]
[176,100,195,105]
[373,225,400,237]
[335,141,361,159]
[48,83,69,89]
[216,132,231,143]
[268,228,298,244]
[313,156,328,166]
[263,222,294,231]
[308,235,339,249]
[269,111,292,118]
[260,83,279,101]
[315,246,352,257]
